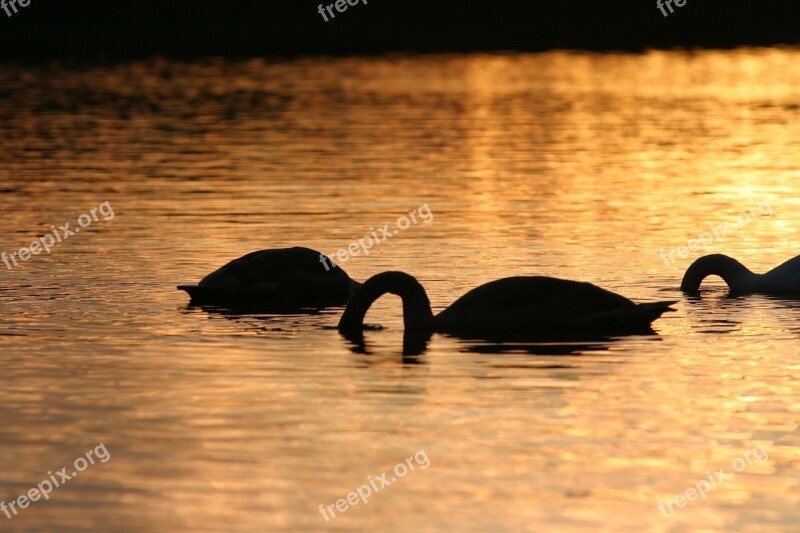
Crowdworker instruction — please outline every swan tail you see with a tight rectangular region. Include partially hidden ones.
[632,300,677,324]
[585,301,676,333]
[638,300,678,312]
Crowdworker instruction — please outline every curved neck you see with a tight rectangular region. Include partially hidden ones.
[338,272,435,333]
[680,254,755,293]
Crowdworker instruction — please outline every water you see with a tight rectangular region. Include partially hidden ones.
[0,49,799,532]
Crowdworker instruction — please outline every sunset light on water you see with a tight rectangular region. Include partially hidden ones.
[1,3,799,532]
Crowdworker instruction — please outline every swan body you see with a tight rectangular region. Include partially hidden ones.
[681,254,800,294]
[178,247,360,307]
[338,272,675,339]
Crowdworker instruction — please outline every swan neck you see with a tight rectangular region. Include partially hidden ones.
[338,272,435,332]
[680,255,755,293]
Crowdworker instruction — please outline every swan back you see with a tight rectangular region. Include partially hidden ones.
[185,247,359,306]
[758,255,800,293]
[436,277,673,336]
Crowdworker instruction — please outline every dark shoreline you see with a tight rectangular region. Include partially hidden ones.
[0,0,798,62]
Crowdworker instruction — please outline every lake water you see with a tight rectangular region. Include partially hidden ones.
[0,49,798,532]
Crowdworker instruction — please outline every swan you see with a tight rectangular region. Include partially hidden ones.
[178,247,360,307]
[681,254,800,294]
[338,272,675,339]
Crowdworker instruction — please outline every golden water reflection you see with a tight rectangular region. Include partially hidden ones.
[0,49,798,531]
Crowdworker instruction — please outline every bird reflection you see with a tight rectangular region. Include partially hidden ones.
[458,339,613,356]
[451,329,660,356]
[342,328,433,364]
[681,289,800,336]
[680,290,745,334]
[339,327,432,362]
[183,301,326,316]
[179,302,336,336]
[340,326,663,358]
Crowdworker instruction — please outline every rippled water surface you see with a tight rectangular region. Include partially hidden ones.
[1,50,799,532]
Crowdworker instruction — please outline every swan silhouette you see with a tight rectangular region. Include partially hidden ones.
[338,272,675,339]
[681,254,800,294]
[178,247,360,307]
